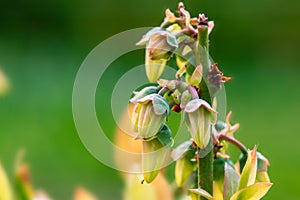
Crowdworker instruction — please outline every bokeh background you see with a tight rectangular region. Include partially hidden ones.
[0,0,300,199]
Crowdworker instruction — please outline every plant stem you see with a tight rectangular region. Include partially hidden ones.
[198,145,214,200]
[218,134,248,154]
[195,15,213,200]
[196,23,209,76]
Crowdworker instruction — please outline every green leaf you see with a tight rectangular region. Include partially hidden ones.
[190,65,203,87]
[189,188,213,200]
[171,141,193,161]
[166,33,178,48]
[230,182,272,200]
[223,163,240,200]
[152,95,169,115]
[156,124,173,147]
[256,172,270,183]
[176,54,187,70]
[257,152,270,172]
[238,147,257,190]
[213,158,235,181]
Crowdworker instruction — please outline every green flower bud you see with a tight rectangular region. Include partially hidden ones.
[215,121,227,132]
[142,139,163,183]
[175,148,196,187]
[142,124,172,183]
[137,28,178,82]
[132,94,170,139]
[147,33,177,60]
[145,57,167,83]
[184,99,216,148]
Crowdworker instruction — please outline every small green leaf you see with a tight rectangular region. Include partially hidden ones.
[238,147,257,190]
[152,95,169,115]
[223,163,240,200]
[213,158,235,181]
[189,188,213,200]
[230,182,272,200]
[171,141,193,161]
[166,33,178,48]
[190,65,203,87]
[176,55,187,69]
[257,152,270,172]
[156,124,173,147]
[256,172,270,183]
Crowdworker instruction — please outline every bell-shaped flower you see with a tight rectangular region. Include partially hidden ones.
[171,141,196,187]
[130,86,158,104]
[131,94,170,139]
[184,99,216,149]
[142,124,173,183]
[137,28,178,82]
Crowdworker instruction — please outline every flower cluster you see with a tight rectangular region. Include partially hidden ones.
[127,2,272,200]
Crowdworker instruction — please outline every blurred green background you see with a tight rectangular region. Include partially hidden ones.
[0,0,299,199]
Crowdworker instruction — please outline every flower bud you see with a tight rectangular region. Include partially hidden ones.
[142,124,172,183]
[132,94,169,139]
[165,9,177,23]
[184,99,216,148]
[130,86,158,104]
[145,57,167,83]
[137,28,178,82]
[175,147,196,187]
[146,33,177,60]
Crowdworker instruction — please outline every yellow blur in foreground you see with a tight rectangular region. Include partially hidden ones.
[0,69,10,96]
